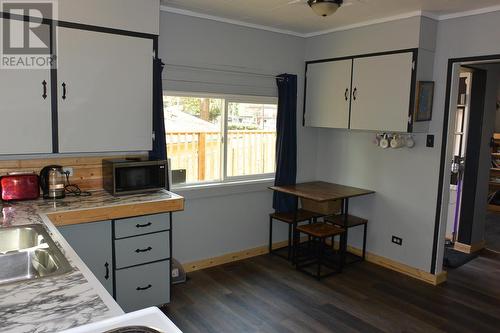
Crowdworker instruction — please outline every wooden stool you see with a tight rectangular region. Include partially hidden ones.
[325,214,368,263]
[269,209,322,261]
[295,223,345,280]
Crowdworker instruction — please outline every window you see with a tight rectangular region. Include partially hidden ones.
[164,93,278,186]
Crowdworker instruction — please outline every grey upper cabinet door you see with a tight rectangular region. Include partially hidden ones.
[305,59,352,129]
[0,18,53,155]
[350,52,414,132]
[56,27,153,153]
[58,221,113,296]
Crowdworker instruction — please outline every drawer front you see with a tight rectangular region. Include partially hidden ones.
[115,260,170,312]
[115,231,170,269]
[115,213,170,239]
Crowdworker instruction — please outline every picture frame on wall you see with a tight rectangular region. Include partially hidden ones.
[414,81,435,122]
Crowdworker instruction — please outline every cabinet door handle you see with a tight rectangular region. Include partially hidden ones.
[135,246,152,253]
[136,222,152,228]
[62,82,67,100]
[344,88,349,101]
[42,80,47,100]
[104,262,110,280]
[136,284,152,291]
[353,87,358,101]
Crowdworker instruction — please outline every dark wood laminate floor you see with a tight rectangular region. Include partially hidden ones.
[162,251,500,333]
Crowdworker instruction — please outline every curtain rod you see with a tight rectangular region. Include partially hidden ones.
[164,63,280,79]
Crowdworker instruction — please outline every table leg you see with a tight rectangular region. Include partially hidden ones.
[340,198,349,267]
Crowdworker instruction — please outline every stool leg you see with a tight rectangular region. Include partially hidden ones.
[287,223,292,260]
[268,216,273,255]
[292,221,298,265]
[308,219,312,245]
[362,223,367,261]
[339,234,344,273]
[317,237,323,280]
[294,229,300,267]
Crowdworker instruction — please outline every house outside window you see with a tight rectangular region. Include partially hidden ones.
[164,92,278,186]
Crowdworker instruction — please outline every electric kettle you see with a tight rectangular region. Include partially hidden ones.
[40,165,66,199]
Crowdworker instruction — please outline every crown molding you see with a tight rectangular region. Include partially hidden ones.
[160,5,304,37]
[302,10,426,37]
[160,4,500,39]
[437,4,500,20]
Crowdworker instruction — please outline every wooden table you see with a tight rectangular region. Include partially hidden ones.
[269,181,374,266]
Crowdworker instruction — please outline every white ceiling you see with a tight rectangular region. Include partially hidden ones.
[160,0,500,36]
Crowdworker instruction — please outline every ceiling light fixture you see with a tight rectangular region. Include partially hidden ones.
[307,0,343,17]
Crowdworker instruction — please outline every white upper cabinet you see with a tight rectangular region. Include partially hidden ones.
[57,27,153,153]
[350,52,414,132]
[58,0,160,35]
[0,18,53,155]
[304,51,417,133]
[305,59,352,129]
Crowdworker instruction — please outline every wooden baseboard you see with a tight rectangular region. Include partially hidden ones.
[183,239,300,273]
[182,240,447,285]
[347,245,447,286]
[488,204,500,212]
[453,240,486,254]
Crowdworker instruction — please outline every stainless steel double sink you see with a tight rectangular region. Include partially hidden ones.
[0,224,72,286]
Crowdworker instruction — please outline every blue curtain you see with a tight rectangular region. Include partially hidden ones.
[149,58,167,161]
[273,74,298,213]
[149,59,170,190]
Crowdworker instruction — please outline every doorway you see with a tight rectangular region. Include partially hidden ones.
[434,56,500,272]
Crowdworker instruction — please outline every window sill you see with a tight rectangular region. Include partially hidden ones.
[172,178,275,200]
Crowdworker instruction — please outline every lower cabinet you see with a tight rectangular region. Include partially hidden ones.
[58,212,172,312]
[59,220,113,295]
[115,259,170,313]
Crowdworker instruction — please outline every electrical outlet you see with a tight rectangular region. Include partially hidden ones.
[392,236,403,246]
[426,135,434,147]
[62,167,73,176]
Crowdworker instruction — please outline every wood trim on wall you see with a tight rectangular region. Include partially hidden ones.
[0,154,146,191]
[453,240,486,254]
[182,240,447,286]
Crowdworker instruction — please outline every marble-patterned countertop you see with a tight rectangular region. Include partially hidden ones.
[0,189,182,333]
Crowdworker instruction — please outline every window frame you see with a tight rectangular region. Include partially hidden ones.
[164,91,278,188]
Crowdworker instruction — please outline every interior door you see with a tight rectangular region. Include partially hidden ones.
[0,18,53,154]
[350,52,414,132]
[457,69,487,245]
[58,221,113,295]
[57,27,153,153]
[305,59,352,128]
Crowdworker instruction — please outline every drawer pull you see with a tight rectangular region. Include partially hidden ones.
[136,284,152,291]
[135,222,152,228]
[104,262,110,280]
[135,246,152,253]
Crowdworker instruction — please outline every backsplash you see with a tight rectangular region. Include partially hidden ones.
[0,154,146,190]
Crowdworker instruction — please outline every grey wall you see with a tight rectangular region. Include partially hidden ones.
[159,12,317,263]
[159,9,500,272]
[305,16,440,272]
[306,11,500,273]
[433,11,500,270]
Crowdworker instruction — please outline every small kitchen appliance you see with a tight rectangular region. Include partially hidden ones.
[102,159,168,196]
[39,165,66,199]
[0,173,40,201]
